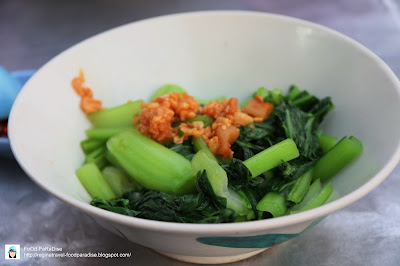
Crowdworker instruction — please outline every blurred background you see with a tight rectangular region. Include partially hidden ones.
[1,0,400,265]
[1,0,400,74]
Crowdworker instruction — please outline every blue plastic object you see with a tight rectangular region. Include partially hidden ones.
[12,70,36,86]
[0,67,35,158]
[0,66,23,120]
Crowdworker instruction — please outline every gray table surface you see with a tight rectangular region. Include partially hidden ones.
[1,0,400,265]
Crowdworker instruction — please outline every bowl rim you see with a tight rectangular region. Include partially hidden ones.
[9,10,400,235]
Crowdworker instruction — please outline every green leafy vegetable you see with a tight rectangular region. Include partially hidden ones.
[195,170,228,209]
[243,138,300,178]
[318,134,338,154]
[265,176,296,195]
[187,115,213,128]
[290,182,333,214]
[85,145,106,164]
[274,87,334,161]
[87,100,142,128]
[290,178,322,211]
[313,136,363,182]
[107,130,196,195]
[274,101,321,160]
[166,142,196,161]
[90,170,237,223]
[233,118,280,160]
[91,197,141,217]
[192,136,208,152]
[279,158,317,180]
[262,88,283,106]
[237,186,265,220]
[76,163,116,200]
[85,127,133,141]
[101,166,141,198]
[256,192,287,217]
[286,85,301,101]
[80,84,362,224]
[287,169,314,204]
[222,158,264,191]
[191,149,249,216]
[81,138,106,155]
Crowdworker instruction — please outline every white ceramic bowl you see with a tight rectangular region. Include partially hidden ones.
[8,11,400,264]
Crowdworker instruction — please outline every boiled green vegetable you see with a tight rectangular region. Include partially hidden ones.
[290,183,333,214]
[75,84,363,224]
[85,127,133,141]
[256,192,287,217]
[107,130,196,195]
[191,149,249,216]
[88,100,142,128]
[318,134,337,154]
[287,169,313,204]
[313,136,363,182]
[80,138,105,154]
[76,163,115,200]
[187,115,213,127]
[291,178,322,211]
[243,138,300,178]
[102,166,141,198]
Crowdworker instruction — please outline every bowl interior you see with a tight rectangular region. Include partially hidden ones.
[8,12,400,225]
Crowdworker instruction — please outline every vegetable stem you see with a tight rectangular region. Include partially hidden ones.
[286,85,301,100]
[256,192,287,217]
[191,149,249,215]
[76,163,116,200]
[102,166,140,198]
[187,115,213,127]
[80,138,105,154]
[313,136,363,182]
[84,145,106,164]
[192,136,209,153]
[243,138,300,178]
[287,169,313,204]
[107,130,196,195]
[85,127,133,141]
[254,87,269,98]
[291,178,322,211]
[92,154,108,170]
[318,134,337,154]
[87,100,142,128]
[290,183,333,214]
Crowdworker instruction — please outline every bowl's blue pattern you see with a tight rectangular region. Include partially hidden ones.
[197,216,325,248]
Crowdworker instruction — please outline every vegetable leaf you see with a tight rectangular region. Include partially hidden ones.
[91,171,237,223]
[195,170,227,209]
[265,176,296,197]
[263,88,283,106]
[237,186,265,220]
[90,198,141,217]
[279,158,317,180]
[309,97,334,127]
[166,142,195,161]
[222,158,264,190]
[233,118,279,160]
[274,101,321,160]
